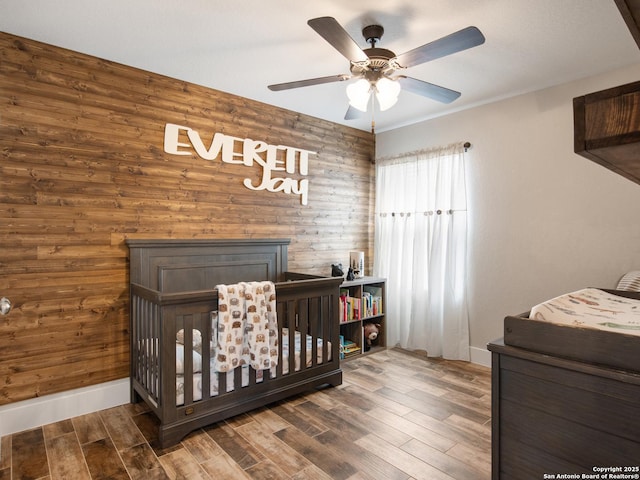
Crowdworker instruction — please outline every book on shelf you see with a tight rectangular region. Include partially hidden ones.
[362,285,383,317]
[343,344,361,356]
[339,290,361,322]
[340,336,361,358]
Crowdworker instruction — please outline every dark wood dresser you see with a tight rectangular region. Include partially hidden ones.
[488,339,640,479]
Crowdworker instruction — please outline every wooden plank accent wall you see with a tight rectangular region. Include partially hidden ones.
[0,32,375,405]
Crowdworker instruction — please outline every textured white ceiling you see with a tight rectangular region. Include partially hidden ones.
[1,0,639,132]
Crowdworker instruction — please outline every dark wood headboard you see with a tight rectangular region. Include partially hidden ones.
[126,238,290,293]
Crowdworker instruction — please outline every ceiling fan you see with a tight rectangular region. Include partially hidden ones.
[268,16,485,120]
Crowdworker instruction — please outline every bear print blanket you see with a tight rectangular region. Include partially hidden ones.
[214,281,278,372]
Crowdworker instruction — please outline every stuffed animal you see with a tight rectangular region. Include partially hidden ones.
[363,323,381,351]
[346,267,355,281]
[331,263,344,277]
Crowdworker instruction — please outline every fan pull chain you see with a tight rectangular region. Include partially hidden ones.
[370,94,376,134]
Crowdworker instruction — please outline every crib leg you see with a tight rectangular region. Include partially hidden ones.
[130,385,142,404]
[326,370,343,387]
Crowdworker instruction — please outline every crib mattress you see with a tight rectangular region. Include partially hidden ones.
[176,328,331,405]
[504,288,640,373]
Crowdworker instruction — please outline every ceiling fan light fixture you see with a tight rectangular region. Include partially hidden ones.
[375,77,401,111]
[346,78,371,112]
[270,17,485,120]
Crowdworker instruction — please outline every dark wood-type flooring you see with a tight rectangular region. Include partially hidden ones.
[0,348,491,480]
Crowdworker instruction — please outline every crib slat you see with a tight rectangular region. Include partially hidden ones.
[142,297,152,399]
[298,297,309,370]
[286,300,296,375]
[322,293,331,364]
[275,302,284,378]
[218,369,226,395]
[248,366,257,387]
[234,365,243,392]
[151,300,160,402]
[182,315,193,406]
[315,296,322,365]
[330,292,340,364]
[201,311,212,403]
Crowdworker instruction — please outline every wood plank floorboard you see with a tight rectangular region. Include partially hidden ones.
[0,349,491,479]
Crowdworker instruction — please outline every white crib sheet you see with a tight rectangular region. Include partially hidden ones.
[175,327,331,405]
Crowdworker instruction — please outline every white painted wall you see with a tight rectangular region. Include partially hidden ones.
[376,64,640,363]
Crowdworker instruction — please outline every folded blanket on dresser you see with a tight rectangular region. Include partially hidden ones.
[214,281,278,372]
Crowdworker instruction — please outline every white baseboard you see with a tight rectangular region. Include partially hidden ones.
[470,346,491,368]
[0,378,130,438]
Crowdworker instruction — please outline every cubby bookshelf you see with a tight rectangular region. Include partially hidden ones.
[339,276,386,359]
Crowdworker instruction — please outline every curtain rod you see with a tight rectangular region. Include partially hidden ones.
[376,141,472,163]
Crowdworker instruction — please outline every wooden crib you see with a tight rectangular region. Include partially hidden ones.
[127,238,343,448]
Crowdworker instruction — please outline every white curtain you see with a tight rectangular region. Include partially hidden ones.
[373,143,469,360]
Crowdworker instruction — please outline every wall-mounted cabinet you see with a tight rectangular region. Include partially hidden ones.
[573,80,640,186]
[615,0,640,49]
[572,1,640,186]
[339,277,386,359]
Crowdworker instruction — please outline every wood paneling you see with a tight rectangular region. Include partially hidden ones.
[0,31,375,405]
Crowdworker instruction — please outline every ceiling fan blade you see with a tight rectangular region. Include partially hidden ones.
[268,74,351,91]
[393,26,485,68]
[344,105,366,120]
[308,17,370,63]
[397,76,461,104]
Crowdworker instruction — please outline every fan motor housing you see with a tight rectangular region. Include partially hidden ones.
[350,47,396,77]
[350,23,397,77]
